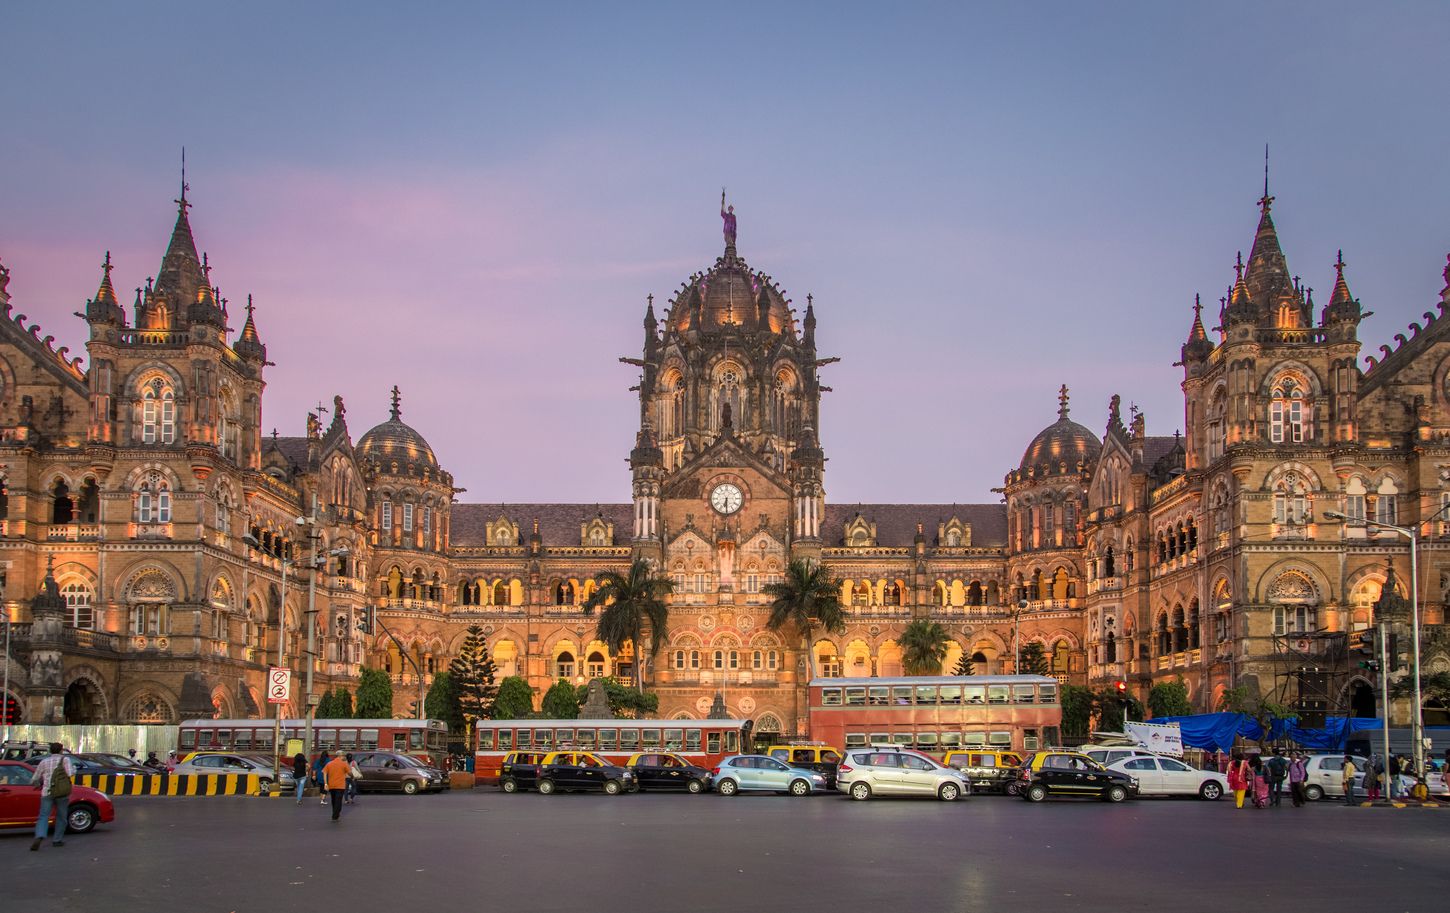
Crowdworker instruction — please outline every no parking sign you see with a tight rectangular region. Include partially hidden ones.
[267,667,291,704]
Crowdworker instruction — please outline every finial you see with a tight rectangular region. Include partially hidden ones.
[1057,384,1070,420]
[246,294,255,320]
[202,251,211,280]
[102,251,113,278]
[45,553,54,575]
[647,293,653,308]
[389,385,402,421]
[1234,252,1244,280]
[1193,293,1202,320]
[1258,143,1274,212]
[271,428,279,443]
[176,147,191,213]
[1335,249,1346,278]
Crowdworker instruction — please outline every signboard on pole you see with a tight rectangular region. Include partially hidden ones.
[1125,721,1184,757]
[267,667,291,705]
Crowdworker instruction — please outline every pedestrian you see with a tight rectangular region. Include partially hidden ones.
[323,752,350,821]
[1267,748,1288,807]
[1249,755,1269,808]
[1288,752,1307,807]
[29,743,75,851]
[1228,752,1249,808]
[1341,753,1358,806]
[312,751,330,805]
[344,753,360,804]
[1364,754,1381,801]
[292,751,308,804]
[1387,753,1402,800]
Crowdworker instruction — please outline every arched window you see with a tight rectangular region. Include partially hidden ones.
[1270,378,1307,444]
[62,581,94,630]
[50,479,72,524]
[1207,387,1228,461]
[945,528,962,547]
[1272,472,1309,528]
[1375,478,1399,526]
[136,476,172,524]
[1268,570,1319,635]
[1156,612,1171,655]
[123,691,175,724]
[556,651,576,679]
[381,500,393,530]
[141,380,177,445]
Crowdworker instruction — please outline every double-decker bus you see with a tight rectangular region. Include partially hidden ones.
[474,718,751,785]
[807,675,1062,756]
[179,718,449,769]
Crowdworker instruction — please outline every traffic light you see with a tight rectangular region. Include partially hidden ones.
[1113,680,1128,697]
[1,693,19,725]
[1352,628,1380,671]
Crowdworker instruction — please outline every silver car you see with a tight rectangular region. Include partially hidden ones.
[837,747,972,801]
[174,753,295,788]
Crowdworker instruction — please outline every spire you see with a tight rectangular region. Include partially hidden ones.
[1224,252,1255,326]
[153,174,208,313]
[389,385,402,421]
[643,293,657,329]
[803,293,816,348]
[1244,166,1295,316]
[1183,293,1214,361]
[1324,249,1361,325]
[86,251,125,325]
[1057,384,1070,421]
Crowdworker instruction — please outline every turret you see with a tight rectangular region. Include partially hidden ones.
[234,295,268,364]
[84,251,127,328]
[1321,250,1362,328]
[1181,294,1214,366]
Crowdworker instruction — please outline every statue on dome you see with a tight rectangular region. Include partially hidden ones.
[721,189,737,249]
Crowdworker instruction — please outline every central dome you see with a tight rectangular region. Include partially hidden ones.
[669,251,796,337]
[357,388,439,474]
[1018,387,1100,478]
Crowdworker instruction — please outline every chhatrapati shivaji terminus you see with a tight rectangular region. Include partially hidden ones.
[3,176,1449,739]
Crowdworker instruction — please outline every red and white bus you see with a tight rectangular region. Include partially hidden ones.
[179,718,449,768]
[474,719,751,785]
[807,675,1062,756]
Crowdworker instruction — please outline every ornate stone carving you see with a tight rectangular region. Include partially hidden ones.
[127,569,177,601]
[1267,570,1317,603]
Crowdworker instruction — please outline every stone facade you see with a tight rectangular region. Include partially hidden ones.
[2,183,1448,736]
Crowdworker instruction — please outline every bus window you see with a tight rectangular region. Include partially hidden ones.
[598,729,618,751]
[988,731,1012,746]
[427,730,445,751]
[664,729,684,751]
[964,685,986,705]
[234,730,252,750]
[339,730,358,750]
[916,686,938,705]
[1023,729,1040,750]
[479,730,494,750]
[1013,685,1036,704]
[535,730,553,750]
[869,732,890,746]
[360,729,379,749]
[215,729,231,747]
[940,732,962,751]
[707,732,721,754]
[515,730,532,749]
[845,733,867,748]
[556,729,575,747]
[575,729,595,748]
[196,729,214,747]
[939,685,962,705]
[497,729,513,750]
[915,732,938,752]
[684,729,701,752]
[1039,684,1059,704]
[845,687,866,707]
[392,733,407,751]
[891,733,912,747]
[642,729,661,749]
[963,732,986,747]
[892,686,913,705]
[987,685,1009,704]
[821,688,843,706]
[409,730,424,749]
[255,729,273,749]
[181,730,196,749]
[318,729,338,749]
[868,687,889,706]
[620,729,639,750]
[725,730,739,753]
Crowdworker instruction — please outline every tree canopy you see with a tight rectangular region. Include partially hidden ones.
[1148,677,1193,718]
[574,678,660,718]
[899,619,950,675]
[764,559,845,679]
[541,680,580,719]
[493,676,536,720]
[581,558,674,688]
[1017,641,1049,676]
[449,625,499,742]
[354,667,394,718]
[425,670,464,734]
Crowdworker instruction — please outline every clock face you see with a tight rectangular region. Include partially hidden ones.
[710,483,743,515]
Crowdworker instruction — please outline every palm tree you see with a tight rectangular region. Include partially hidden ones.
[899,619,951,675]
[763,559,845,680]
[581,558,674,689]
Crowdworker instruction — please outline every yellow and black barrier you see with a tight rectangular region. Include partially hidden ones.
[75,773,265,796]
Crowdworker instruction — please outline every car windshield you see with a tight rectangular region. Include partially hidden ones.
[400,755,431,769]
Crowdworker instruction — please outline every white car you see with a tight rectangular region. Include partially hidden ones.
[1299,754,1368,800]
[1106,755,1228,800]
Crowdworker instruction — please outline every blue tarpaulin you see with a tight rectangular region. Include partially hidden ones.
[1147,713,1383,752]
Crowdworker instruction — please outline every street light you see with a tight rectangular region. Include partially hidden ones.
[1013,599,1028,673]
[243,529,290,791]
[1323,508,1427,795]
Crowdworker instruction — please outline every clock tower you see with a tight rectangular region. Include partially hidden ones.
[622,202,834,725]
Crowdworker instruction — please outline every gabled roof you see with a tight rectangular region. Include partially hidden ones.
[451,503,633,547]
[822,503,1006,548]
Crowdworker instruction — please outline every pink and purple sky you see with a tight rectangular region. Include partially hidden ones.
[3,2,1448,503]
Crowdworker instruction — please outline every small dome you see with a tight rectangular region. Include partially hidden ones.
[1018,386,1100,477]
[357,387,439,474]
[669,250,795,337]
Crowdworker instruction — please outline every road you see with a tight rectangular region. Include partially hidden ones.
[4,790,1447,913]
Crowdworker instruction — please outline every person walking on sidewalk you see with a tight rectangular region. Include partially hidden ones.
[1387,753,1402,801]
[323,753,350,821]
[29,743,75,851]
[1341,754,1358,806]
[312,751,330,806]
[1267,748,1288,807]
[344,753,361,805]
[292,751,308,804]
[1288,752,1308,807]
[1227,753,1249,808]
[1364,755,1381,802]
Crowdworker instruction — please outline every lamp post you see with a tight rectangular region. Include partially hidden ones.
[1013,599,1028,674]
[2,610,12,743]
[243,530,289,789]
[1323,509,1426,795]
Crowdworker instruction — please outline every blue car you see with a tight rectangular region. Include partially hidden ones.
[711,754,828,796]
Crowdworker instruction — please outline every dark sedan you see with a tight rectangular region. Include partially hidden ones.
[499,751,549,793]
[626,752,711,793]
[1017,751,1138,803]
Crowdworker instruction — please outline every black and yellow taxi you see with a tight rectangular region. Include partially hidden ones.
[765,744,843,789]
[943,750,1026,795]
[1016,750,1138,803]
[498,750,550,793]
[536,751,636,795]
[625,752,712,793]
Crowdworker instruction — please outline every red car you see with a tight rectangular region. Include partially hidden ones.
[0,760,116,834]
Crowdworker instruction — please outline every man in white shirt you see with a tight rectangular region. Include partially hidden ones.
[30,742,75,851]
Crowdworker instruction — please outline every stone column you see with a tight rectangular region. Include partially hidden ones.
[28,559,67,724]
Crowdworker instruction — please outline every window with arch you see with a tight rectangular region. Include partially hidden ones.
[218,385,240,461]
[556,651,576,679]
[1271,472,1309,527]
[1344,477,1367,523]
[1207,387,1228,461]
[715,368,742,431]
[62,580,94,630]
[381,500,393,530]
[1268,570,1319,635]
[136,475,172,524]
[403,503,414,532]
[1269,378,1307,444]
[1374,478,1399,526]
[123,691,175,724]
[141,379,177,445]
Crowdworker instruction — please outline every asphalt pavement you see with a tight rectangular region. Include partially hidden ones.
[4,790,1447,913]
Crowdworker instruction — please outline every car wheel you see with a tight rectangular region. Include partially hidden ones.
[1304,784,1323,802]
[789,778,811,796]
[500,778,518,794]
[537,779,556,795]
[258,778,272,794]
[1025,784,1048,803]
[686,778,705,794]
[1005,781,1022,797]
[850,781,872,801]
[717,778,739,797]
[1199,781,1223,801]
[938,782,961,802]
[402,779,420,795]
[1105,785,1128,803]
[604,779,623,795]
[67,804,97,834]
